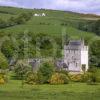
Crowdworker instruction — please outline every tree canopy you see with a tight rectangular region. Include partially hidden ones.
[90,39,100,67]
[0,52,8,70]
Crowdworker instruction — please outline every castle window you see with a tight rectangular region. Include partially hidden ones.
[74,50,75,54]
[76,63,78,67]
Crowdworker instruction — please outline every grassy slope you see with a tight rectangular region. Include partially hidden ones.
[1,17,98,41]
[0,80,100,100]
[0,6,100,41]
[0,6,100,19]
[0,6,31,14]
[0,13,15,20]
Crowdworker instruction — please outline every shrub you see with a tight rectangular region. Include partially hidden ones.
[94,69,100,82]
[88,68,100,83]
[0,73,7,84]
[25,72,38,85]
[56,70,69,76]
[69,74,82,82]
[87,73,97,85]
[14,61,31,80]
[0,78,5,84]
[69,73,93,83]
[0,52,8,70]
[37,62,54,84]
[50,73,69,85]
[88,67,98,73]
[81,73,91,82]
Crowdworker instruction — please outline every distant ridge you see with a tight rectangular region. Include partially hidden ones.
[0,6,100,17]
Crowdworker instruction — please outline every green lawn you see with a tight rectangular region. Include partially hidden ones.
[0,80,100,100]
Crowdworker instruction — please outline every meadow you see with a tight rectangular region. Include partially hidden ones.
[0,80,100,100]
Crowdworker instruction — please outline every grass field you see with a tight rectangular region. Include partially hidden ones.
[0,80,100,100]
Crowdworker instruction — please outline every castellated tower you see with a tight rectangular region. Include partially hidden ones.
[64,40,89,73]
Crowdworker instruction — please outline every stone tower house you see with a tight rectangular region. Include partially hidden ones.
[64,40,89,73]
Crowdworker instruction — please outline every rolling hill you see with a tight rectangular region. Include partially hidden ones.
[0,6,100,43]
[0,6,100,58]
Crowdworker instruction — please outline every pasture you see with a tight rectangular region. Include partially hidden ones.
[0,80,100,100]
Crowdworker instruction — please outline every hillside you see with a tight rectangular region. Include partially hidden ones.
[0,6,100,39]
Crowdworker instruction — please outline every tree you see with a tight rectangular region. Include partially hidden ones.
[0,52,8,71]
[0,18,7,28]
[37,62,54,84]
[94,20,100,36]
[19,12,32,21]
[90,40,100,67]
[8,17,17,26]
[15,16,26,24]
[1,40,15,59]
[14,60,31,87]
[14,12,32,24]
[14,60,30,79]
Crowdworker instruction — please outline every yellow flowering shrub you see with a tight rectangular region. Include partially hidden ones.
[50,73,69,85]
[0,74,5,84]
[0,78,5,84]
[69,74,82,82]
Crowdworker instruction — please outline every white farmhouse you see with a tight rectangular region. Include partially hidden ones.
[34,13,46,17]
[42,13,46,16]
[34,13,40,16]
[64,40,89,73]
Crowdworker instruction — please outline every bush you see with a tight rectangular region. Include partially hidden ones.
[87,73,97,85]
[81,73,91,82]
[0,52,8,70]
[0,78,5,84]
[93,69,100,82]
[37,62,54,84]
[88,67,98,73]
[25,72,38,85]
[14,61,31,80]
[56,70,69,76]
[50,73,69,85]
[0,73,7,84]
[69,74,82,82]
[88,68,100,83]
[69,73,93,83]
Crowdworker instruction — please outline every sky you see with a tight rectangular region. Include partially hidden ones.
[0,0,100,15]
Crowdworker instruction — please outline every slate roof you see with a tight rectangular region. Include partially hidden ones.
[65,40,84,50]
[69,41,82,46]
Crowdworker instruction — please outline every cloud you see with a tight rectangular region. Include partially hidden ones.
[0,0,100,15]
[0,0,20,7]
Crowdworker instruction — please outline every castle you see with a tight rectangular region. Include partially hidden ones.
[64,40,89,73]
[27,40,89,73]
[13,40,89,74]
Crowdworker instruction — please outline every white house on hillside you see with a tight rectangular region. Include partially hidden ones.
[64,40,89,73]
[34,13,46,17]
[34,13,40,16]
[42,13,46,16]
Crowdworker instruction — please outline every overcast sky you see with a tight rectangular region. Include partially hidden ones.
[0,0,100,15]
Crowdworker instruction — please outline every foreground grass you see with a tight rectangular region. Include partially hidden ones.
[0,80,100,100]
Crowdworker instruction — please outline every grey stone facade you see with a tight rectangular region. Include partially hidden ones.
[64,40,88,72]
